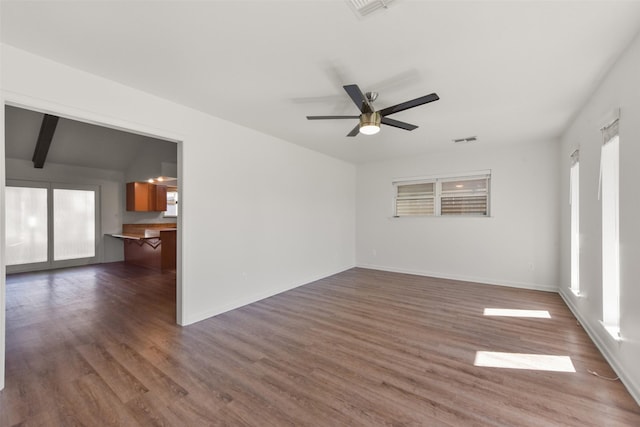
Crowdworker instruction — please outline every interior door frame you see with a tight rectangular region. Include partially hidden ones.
[1,96,185,392]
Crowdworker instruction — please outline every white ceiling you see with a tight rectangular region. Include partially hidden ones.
[2,1,640,164]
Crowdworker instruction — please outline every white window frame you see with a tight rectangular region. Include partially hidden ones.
[393,170,491,218]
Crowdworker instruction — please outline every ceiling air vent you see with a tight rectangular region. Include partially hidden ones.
[452,136,478,144]
[347,0,395,17]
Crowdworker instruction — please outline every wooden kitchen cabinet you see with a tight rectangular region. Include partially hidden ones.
[154,184,167,211]
[116,223,177,271]
[126,182,167,211]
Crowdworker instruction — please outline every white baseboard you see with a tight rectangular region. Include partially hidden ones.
[182,264,355,325]
[356,263,558,293]
[559,289,640,406]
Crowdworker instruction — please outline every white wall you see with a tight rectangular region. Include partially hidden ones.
[0,43,356,336]
[559,30,640,403]
[357,140,560,291]
[5,158,125,263]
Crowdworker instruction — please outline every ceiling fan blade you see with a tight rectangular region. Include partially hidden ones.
[347,124,360,137]
[379,93,439,117]
[381,117,418,131]
[343,84,372,113]
[306,115,360,120]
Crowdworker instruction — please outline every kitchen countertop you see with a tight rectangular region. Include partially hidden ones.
[109,228,176,240]
[109,233,145,240]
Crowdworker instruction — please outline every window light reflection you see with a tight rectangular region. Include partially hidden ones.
[474,351,575,372]
[483,308,551,319]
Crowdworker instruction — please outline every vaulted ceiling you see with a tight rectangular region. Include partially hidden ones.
[5,105,176,172]
[2,1,640,164]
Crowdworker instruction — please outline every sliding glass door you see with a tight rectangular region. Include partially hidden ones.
[5,181,99,273]
[53,188,96,261]
[5,183,49,269]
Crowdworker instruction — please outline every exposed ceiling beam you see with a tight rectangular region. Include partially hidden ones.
[32,114,59,168]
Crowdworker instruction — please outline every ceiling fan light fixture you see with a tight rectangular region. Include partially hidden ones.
[306,84,439,137]
[359,112,381,135]
[360,125,380,135]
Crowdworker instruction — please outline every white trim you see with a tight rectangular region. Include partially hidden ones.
[570,288,582,298]
[390,214,494,220]
[1,68,6,391]
[392,169,491,185]
[600,321,622,342]
[559,289,640,406]
[356,264,559,293]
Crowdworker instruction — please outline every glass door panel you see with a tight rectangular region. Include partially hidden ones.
[5,186,48,266]
[53,189,96,261]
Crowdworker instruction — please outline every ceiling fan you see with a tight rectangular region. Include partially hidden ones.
[306,84,439,137]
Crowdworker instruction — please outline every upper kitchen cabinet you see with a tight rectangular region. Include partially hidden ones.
[126,182,167,212]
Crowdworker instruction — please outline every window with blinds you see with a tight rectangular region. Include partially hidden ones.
[394,172,490,217]
[395,182,435,216]
[440,177,489,216]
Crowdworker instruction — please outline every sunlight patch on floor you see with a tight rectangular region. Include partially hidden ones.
[483,308,551,318]
[474,351,576,372]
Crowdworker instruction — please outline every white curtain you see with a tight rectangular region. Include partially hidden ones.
[570,156,580,293]
[600,127,620,331]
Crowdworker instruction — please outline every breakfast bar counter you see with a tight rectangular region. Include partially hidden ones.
[110,223,176,271]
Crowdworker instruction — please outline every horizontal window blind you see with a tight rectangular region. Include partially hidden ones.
[395,182,434,216]
[440,177,489,216]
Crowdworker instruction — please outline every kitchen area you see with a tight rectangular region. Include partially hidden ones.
[110,180,178,271]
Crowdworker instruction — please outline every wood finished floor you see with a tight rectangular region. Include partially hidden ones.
[1,264,639,426]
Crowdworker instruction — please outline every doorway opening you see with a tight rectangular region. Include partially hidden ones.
[3,103,182,322]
